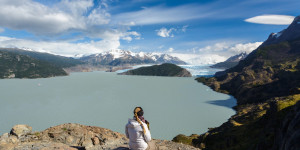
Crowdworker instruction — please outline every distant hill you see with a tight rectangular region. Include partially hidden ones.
[0,48,84,68]
[210,52,248,69]
[0,51,67,79]
[80,49,187,66]
[119,63,192,77]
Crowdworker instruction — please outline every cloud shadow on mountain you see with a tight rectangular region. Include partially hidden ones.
[206,96,236,109]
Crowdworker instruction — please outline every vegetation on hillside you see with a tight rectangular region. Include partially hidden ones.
[200,40,300,105]
[173,38,300,149]
[0,48,84,68]
[209,61,239,69]
[119,63,192,77]
[0,51,67,79]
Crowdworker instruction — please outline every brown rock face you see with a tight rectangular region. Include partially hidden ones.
[176,69,192,77]
[40,123,128,149]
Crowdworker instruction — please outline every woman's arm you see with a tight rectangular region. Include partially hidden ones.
[125,124,129,138]
[143,124,151,142]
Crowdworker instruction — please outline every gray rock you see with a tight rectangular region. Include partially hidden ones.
[0,133,9,144]
[10,125,32,138]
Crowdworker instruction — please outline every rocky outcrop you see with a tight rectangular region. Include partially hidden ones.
[40,123,128,149]
[0,123,128,150]
[0,123,200,150]
[10,125,32,138]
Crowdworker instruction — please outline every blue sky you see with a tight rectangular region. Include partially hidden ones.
[0,0,299,63]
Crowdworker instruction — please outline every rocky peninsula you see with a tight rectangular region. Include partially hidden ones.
[0,123,199,150]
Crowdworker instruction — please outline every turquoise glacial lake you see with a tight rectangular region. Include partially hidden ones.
[0,71,235,140]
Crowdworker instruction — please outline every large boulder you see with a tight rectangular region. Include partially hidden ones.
[10,124,32,138]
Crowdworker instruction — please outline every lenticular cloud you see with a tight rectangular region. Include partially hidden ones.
[245,15,294,25]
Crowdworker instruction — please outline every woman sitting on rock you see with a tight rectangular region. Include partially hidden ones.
[125,107,151,150]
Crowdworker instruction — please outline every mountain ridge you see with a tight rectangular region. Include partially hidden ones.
[210,52,248,69]
[0,48,189,75]
[0,50,68,79]
[0,48,84,68]
[80,49,187,66]
[262,16,300,47]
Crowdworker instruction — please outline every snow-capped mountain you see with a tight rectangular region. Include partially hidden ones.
[210,52,248,69]
[79,49,187,66]
[226,52,248,62]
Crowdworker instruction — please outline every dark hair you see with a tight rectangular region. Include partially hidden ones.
[134,107,144,116]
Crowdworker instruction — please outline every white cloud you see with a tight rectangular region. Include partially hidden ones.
[228,42,263,54]
[182,25,188,32]
[0,0,143,55]
[156,26,188,38]
[122,36,132,42]
[0,0,136,38]
[156,27,175,38]
[121,31,141,41]
[57,0,94,16]
[87,8,111,25]
[0,0,87,35]
[198,42,262,55]
[199,42,229,52]
[0,28,4,33]
[170,53,227,65]
[0,36,120,56]
[167,47,174,53]
[113,4,208,25]
[169,41,262,65]
[158,45,164,49]
[245,15,295,25]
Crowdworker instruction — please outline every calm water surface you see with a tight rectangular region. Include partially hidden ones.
[0,71,235,140]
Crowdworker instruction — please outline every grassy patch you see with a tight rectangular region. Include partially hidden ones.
[172,134,199,146]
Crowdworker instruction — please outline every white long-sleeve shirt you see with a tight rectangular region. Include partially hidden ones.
[125,118,151,150]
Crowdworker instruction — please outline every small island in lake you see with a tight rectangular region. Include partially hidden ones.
[119,63,192,77]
